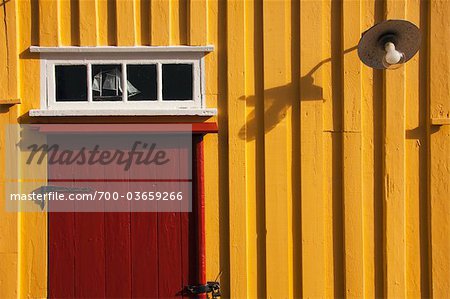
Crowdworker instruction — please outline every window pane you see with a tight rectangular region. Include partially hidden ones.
[55,65,87,102]
[162,64,193,100]
[126,65,157,101]
[92,64,123,101]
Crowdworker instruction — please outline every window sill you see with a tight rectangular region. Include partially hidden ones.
[29,108,217,117]
[30,45,214,53]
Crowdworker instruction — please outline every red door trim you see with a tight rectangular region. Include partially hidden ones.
[30,122,218,134]
[194,135,206,289]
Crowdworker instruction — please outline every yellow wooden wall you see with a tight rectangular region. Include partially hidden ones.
[1,0,450,298]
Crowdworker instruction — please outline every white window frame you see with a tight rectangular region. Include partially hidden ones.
[29,46,216,116]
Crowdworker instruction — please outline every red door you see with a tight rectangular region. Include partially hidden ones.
[47,134,205,298]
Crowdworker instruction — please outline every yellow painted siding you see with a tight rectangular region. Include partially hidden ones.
[0,0,448,298]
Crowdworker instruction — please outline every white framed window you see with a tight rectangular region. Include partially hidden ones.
[29,46,216,116]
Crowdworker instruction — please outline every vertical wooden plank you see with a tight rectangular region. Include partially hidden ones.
[97,0,117,45]
[189,0,207,45]
[263,1,293,298]
[203,0,221,291]
[384,1,407,298]
[429,1,450,297]
[74,211,106,298]
[342,1,365,297]
[300,0,325,297]
[104,166,131,298]
[59,0,72,45]
[170,0,186,45]
[17,1,47,297]
[157,139,184,297]
[137,0,150,45]
[105,216,131,298]
[97,0,110,45]
[151,0,170,45]
[322,0,345,297]
[39,0,60,46]
[128,141,166,297]
[205,0,218,99]
[243,0,261,297]
[181,210,193,294]
[361,1,384,297]
[72,158,106,298]
[48,161,75,298]
[405,1,429,297]
[2,122,19,299]
[158,212,183,297]
[0,0,19,99]
[0,253,17,298]
[321,2,333,296]
[227,1,248,298]
[134,0,142,45]
[131,161,158,298]
[131,212,158,298]
[79,0,98,46]
[215,0,231,291]
[0,0,19,297]
[116,0,136,46]
[203,135,221,285]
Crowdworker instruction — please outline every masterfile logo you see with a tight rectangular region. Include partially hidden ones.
[26,141,171,171]
[4,124,193,212]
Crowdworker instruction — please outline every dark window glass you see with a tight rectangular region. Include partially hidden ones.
[55,65,87,102]
[126,65,157,101]
[92,64,123,101]
[162,64,193,100]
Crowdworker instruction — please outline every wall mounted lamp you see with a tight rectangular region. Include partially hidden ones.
[358,19,421,69]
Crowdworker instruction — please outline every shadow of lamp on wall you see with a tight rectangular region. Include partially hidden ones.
[238,45,357,141]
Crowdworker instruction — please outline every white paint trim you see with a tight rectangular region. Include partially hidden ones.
[29,108,217,117]
[121,63,127,102]
[157,63,163,102]
[87,64,93,102]
[30,45,214,53]
[200,57,206,107]
[36,48,215,115]
[39,59,47,109]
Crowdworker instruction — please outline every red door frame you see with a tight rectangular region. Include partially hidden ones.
[194,134,206,288]
[33,122,217,297]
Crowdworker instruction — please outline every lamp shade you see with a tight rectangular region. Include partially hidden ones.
[358,19,421,69]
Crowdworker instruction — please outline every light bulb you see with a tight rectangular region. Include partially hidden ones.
[382,42,405,69]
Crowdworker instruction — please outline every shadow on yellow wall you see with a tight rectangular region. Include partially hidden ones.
[240,45,358,140]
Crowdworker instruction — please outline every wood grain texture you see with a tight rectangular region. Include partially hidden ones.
[429,1,450,297]
[227,1,249,298]
[300,0,325,297]
[79,0,98,46]
[48,162,75,298]
[116,0,136,46]
[4,0,450,297]
[151,0,170,45]
[263,1,293,297]
[189,0,207,46]
[384,1,407,298]
[342,1,365,297]
[74,163,106,298]
[39,0,60,46]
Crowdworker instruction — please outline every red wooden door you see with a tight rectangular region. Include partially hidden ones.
[48,134,204,298]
